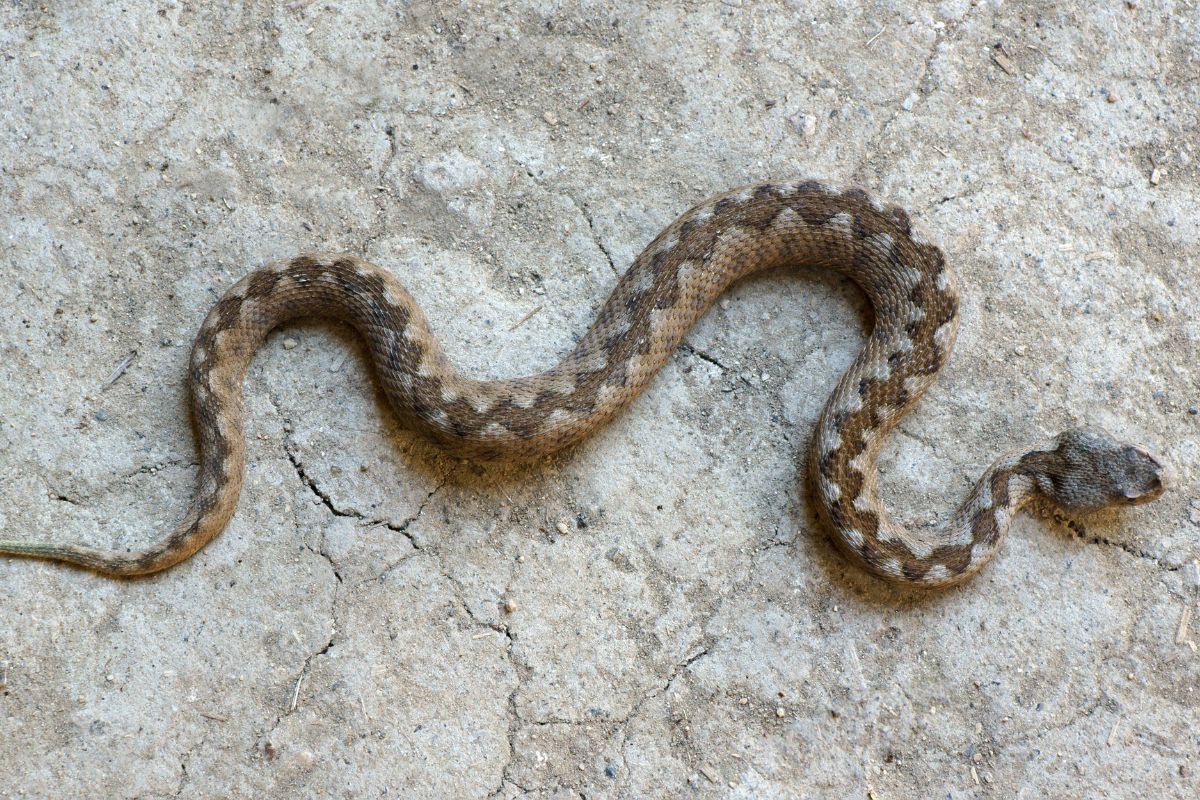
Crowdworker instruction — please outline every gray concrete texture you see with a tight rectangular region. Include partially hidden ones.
[0,1,1196,797]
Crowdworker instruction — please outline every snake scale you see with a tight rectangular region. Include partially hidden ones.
[0,181,1167,586]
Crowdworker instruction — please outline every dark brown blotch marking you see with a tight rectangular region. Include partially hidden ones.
[929,543,972,574]
[916,346,944,376]
[887,205,912,234]
[827,497,845,525]
[245,268,285,300]
[908,281,927,307]
[934,294,958,328]
[820,451,836,477]
[918,243,945,272]
[969,508,1000,547]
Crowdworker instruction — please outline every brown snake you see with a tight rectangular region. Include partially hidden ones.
[0,182,1167,585]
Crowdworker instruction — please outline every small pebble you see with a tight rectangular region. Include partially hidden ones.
[282,338,298,350]
[1187,406,1197,415]
[94,410,109,422]
[503,599,517,613]
[775,706,786,718]
[556,521,570,536]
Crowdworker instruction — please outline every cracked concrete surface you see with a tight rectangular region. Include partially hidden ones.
[1,2,1197,797]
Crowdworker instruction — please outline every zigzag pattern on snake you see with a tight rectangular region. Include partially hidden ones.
[0,181,1166,585]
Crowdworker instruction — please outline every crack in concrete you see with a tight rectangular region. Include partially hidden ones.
[171,731,208,799]
[41,456,197,507]
[255,390,344,754]
[361,122,403,256]
[678,342,729,372]
[607,644,714,794]
[573,196,621,278]
[284,444,361,524]
[485,639,714,799]
[849,27,944,183]
[1046,511,1179,572]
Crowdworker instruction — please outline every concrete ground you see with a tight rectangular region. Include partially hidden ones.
[1,2,1196,797]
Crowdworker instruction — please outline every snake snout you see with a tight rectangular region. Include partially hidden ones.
[1120,445,1168,505]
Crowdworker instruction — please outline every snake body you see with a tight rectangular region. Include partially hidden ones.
[0,182,1166,585]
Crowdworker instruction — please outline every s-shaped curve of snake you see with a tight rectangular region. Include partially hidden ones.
[0,182,1167,585]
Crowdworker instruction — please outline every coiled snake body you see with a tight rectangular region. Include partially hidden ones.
[0,182,1166,585]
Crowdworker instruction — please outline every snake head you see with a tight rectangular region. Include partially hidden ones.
[1038,427,1167,512]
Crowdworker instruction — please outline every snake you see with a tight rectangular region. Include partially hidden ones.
[0,181,1167,585]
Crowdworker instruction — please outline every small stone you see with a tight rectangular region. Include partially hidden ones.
[604,763,618,778]
[542,111,558,126]
[901,92,918,111]
[94,410,109,422]
[556,521,570,536]
[503,599,517,613]
[1187,406,1196,415]
[776,706,786,718]
[282,338,298,350]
